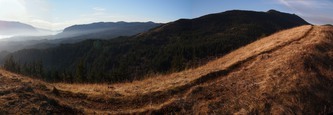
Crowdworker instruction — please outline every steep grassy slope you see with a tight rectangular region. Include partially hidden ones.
[1,25,333,114]
[147,25,333,114]
[0,69,80,114]
[6,10,309,83]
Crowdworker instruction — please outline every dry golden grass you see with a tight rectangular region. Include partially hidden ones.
[54,83,110,96]
[0,69,80,114]
[52,25,333,114]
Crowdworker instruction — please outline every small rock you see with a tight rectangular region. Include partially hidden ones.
[52,87,60,96]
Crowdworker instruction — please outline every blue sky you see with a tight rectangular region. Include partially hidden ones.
[0,0,332,30]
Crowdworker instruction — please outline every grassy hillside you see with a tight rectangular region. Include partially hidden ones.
[5,10,309,83]
[1,25,333,114]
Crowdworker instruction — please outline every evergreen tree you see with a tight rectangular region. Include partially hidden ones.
[4,55,17,72]
[75,59,86,82]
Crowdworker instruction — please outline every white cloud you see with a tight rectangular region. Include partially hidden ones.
[93,7,106,12]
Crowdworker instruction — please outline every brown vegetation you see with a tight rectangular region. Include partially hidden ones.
[1,25,333,114]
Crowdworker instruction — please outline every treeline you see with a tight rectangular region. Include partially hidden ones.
[4,55,44,79]
[4,10,309,83]
[4,55,83,83]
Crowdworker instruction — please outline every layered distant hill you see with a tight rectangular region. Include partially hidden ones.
[0,20,37,36]
[0,21,160,52]
[5,10,309,83]
[0,20,58,38]
[53,21,161,43]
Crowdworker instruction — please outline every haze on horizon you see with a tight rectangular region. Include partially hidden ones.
[0,0,332,31]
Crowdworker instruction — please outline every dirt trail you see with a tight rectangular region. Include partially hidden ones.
[150,25,333,114]
[1,25,333,114]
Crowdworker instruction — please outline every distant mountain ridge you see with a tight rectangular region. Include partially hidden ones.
[0,20,58,40]
[0,21,160,53]
[62,21,157,33]
[55,21,161,43]
[0,20,37,36]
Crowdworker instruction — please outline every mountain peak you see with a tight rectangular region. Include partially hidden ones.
[267,9,281,13]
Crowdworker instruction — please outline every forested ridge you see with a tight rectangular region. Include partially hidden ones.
[3,10,309,83]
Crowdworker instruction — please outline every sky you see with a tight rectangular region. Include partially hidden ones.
[0,0,332,30]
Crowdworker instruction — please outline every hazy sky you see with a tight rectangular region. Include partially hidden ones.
[0,0,332,30]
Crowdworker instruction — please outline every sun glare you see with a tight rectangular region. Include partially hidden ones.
[0,0,26,21]
[0,35,12,39]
